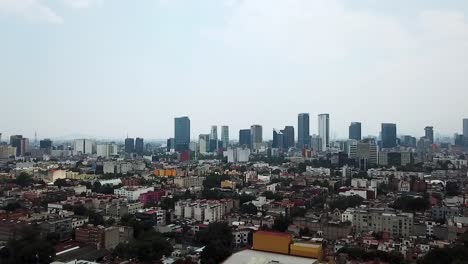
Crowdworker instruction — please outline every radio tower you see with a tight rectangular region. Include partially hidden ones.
[35,131,37,147]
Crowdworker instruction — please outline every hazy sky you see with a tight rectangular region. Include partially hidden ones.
[1,0,468,140]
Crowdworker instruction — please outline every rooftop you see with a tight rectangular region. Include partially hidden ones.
[224,249,319,264]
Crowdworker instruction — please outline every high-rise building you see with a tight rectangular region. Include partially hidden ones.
[311,135,322,152]
[167,138,175,152]
[10,135,23,156]
[272,129,284,149]
[464,119,468,146]
[349,122,362,141]
[210,126,218,150]
[74,139,94,155]
[175,117,190,151]
[221,126,229,149]
[250,125,263,150]
[318,114,330,151]
[381,123,397,149]
[124,138,135,153]
[424,126,434,144]
[135,138,144,155]
[20,138,29,156]
[198,134,210,154]
[282,126,295,149]
[298,113,310,148]
[40,139,52,149]
[239,129,251,147]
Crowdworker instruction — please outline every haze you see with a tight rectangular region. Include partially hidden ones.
[1,0,468,140]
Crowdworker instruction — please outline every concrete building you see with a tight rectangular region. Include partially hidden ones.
[298,113,310,148]
[174,176,205,189]
[74,139,95,155]
[351,208,413,237]
[318,114,330,151]
[221,125,229,149]
[114,186,154,201]
[198,134,210,154]
[250,125,263,151]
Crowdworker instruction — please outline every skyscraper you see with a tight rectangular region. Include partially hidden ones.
[125,138,135,153]
[424,126,434,144]
[272,129,284,149]
[40,139,52,150]
[349,122,362,141]
[10,135,23,156]
[381,123,397,149]
[221,126,229,149]
[210,125,218,150]
[239,129,251,147]
[464,119,468,146]
[282,126,295,149]
[135,137,144,155]
[318,114,330,151]
[298,113,310,148]
[175,116,190,151]
[198,134,210,153]
[250,125,263,150]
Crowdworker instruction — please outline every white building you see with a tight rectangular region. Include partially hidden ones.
[224,148,251,163]
[96,144,118,157]
[74,139,95,155]
[318,114,330,151]
[114,186,154,201]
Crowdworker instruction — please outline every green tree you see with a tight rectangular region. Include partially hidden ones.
[240,203,258,215]
[272,214,291,232]
[15,172,34,187]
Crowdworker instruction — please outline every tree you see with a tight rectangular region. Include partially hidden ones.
[239,193,255,204]
[272,214,291,232]
[0,226,55,264]
[201,241,232,264]
[196,223,233,264]
[240,203,258,215]
[446,181,460,196]
[15,172,34,187]
[112,231,173,262]
[3,202,21,212]
[391,195,429,212]
[329,195,364,210]
[89,211,105,225]
[53,178,69,188]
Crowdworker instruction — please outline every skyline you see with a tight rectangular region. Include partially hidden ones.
[1,0,468,139]
[2,115,467,142]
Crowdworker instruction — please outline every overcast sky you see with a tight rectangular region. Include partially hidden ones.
[1,0,468,141]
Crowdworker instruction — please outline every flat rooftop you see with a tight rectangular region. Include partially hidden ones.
[224,249,318,264]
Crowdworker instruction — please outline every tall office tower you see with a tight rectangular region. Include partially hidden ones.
[464,119,468,146]
[401,135,417,148]
[124,138,135,153]
[349,122,362,141]
[424,126,434,144]
[381,123,397,149]
[298,113,310,148]
[167,138,175,152]
[39,139,52,153]
[318,114,330,151]
[282,126,295,149]
[74,139,94,154]
[272,129,284,149]
[210,125,218,150]
[20,138,29,155]
[135,137,144,155]
[175,116,190,151]
[221,126,229,149]
[311,135,323,152]
[10,135,23,156]
[198,134,210,153]
[239,129,251,147]
[250,125,263,150]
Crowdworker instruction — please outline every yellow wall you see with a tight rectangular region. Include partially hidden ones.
[290,243,323,259]
[252,231,292,255]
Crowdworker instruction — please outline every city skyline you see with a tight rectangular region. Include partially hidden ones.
[1,0,468,139]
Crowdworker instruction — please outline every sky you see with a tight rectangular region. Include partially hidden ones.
[1,0,468,141]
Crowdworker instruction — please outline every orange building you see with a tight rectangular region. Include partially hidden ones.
[252,231,292,255]
[290,242,323,259]
[153,169,177,177]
